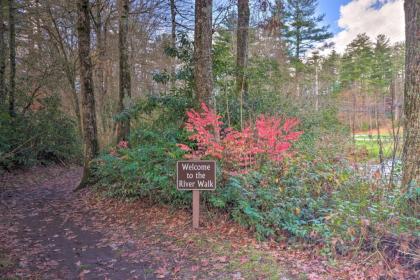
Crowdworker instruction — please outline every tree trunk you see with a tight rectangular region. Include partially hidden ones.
[8,0,15,116]
[0,0,5,105]
[170,0,176,49]
[70,77,83,138]
[402,0,420,188]
[76,0,99,190]
[194,0,213,107]
[93,0,109,140]
[236,0,249,107]
[315,60,319,111]
[117,0,131,142]
[170,0,176,89]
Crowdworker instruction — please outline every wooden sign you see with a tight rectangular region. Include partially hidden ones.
[177,160,216,190]
[177,160,216,228]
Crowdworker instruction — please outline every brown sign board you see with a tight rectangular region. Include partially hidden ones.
[176,160,216,191]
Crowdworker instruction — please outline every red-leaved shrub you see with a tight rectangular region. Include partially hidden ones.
[177,103,302,174]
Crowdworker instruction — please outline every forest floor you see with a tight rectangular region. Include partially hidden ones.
[0,165,405,280]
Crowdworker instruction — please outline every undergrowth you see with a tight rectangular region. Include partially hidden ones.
[0,97,82,170]
[91,96,418,268]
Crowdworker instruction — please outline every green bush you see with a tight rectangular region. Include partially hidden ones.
[207,157,418,248]
[92,126,193,206]
[0,97,82,169]
[326,178,419,242]
[206,160,342,240]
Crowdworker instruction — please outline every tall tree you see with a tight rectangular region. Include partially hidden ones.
[402,0,419,188]
[319,49,340,96]
[372,34,393,91]
[117,0,131,142]
[309,50,320,110]
[194,0,213,107]
[372,34,393,167]
[8,0,15,116]
[76,0,99,189]
[44,2,83,137]
[92,0,111,136]
[169,0,176,88]
[236,0,249,126]
[0,0,5,105]
[170,0,176,49]
[282,0,332,60]
[340,33,373,141]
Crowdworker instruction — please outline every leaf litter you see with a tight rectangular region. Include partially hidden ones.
[0,165,416,279]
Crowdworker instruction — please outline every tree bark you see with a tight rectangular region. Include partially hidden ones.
[236,0,249,128]
[170,0,176,49]
[76,0,99,190]
[169,0,176,89]
[117,0,131,142]
[194,0,213,107]
[93,0,109,137]
[236,0,249,119]
[402,0,420,188]
[169,0,176,48]
[0,0,5,105]
[8,0,15,116]
[69,76,83,138]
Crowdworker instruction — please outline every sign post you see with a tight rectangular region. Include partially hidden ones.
[192,190,200,228]
[177,160,216,229]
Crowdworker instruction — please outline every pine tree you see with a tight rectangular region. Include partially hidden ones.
[371,34,393,91]
[340,33,373,141]
[340,33,373,87]
[320,50,340,95]
[282,0,332,60]
[371,34,393,166]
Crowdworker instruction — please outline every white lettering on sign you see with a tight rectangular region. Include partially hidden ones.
[178,180,195,188]
[181,163,211,171]
[197,180,213,188]
[177,160,216,191]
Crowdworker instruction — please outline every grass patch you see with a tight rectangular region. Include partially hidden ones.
[354,134,400,160]
[0,251,16,280]
[189,235,295,279]
[0,252,14,270]
[226,247,283,279]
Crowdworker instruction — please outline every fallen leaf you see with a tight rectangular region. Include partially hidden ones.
[191,265,199,272]
[239,256,249,264]
[173,265,181,274]
[217,256,228,263]
[155,266,169,278]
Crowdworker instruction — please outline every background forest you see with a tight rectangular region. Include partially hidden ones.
[0,0,418,276]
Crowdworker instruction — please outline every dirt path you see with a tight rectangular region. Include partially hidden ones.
[1,166,158,279]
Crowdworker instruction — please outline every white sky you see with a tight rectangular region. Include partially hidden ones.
[331,0,405,53]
